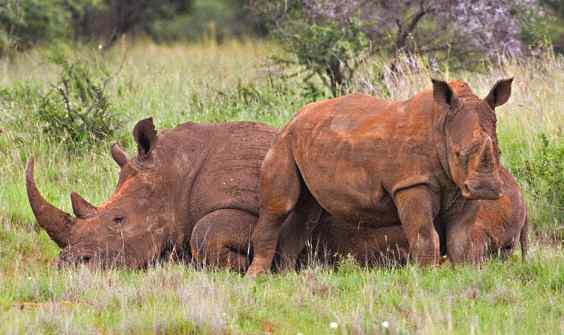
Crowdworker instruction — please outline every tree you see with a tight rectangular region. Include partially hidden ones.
[0,0,70,55]
[535,0,564,52]
[96,0,193,47]
[253,0,540,96]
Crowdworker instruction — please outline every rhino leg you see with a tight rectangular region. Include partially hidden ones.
[190,209,254,272]
[274,188,322,272]
[394,186,440,266]
[247,141,302,278]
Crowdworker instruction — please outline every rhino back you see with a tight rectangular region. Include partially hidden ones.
[280,93,440,223]
[189,122,276,219]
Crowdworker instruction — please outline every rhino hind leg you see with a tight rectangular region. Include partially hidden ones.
[274,187,322,272]
[190,209,254,272]
[247,141,302,277]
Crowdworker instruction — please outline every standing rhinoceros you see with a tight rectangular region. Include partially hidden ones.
[27,118,276,270]
[247,78,516,277]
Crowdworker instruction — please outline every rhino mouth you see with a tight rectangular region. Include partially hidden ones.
[462,175,502,200]
[57,247,95,268]
[58,250,127,269]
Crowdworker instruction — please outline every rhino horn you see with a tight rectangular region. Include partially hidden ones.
[111,143,128,167]
[70,192,97,218]
[477,138,495,173]
[26,158,74,248]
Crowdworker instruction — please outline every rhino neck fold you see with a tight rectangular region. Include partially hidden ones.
[171,136,212,245]
[431,105,465,214]
[433,109,452,180]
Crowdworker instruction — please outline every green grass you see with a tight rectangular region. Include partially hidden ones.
[0,243,562,334]
[0,40,562,334]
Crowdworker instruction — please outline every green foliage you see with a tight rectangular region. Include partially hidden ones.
[146,0,242,42]
[519,3,564,51]
[37,58,120,150]
[539,0,564,52]
[0,0,70,55]
[196,76,311,125]
[0,82,45,147]
[0,0,261,54]
[513,133,564,226]
[0,53,121,151]
[274,18,370,96]
[0,238,562,333]
[0,0,107,56]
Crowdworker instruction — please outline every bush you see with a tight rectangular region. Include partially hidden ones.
[511,133,564,235]
[36,57,121,150]
[0,54,121,151]
[521,134,563,205]
[275,18,370,97]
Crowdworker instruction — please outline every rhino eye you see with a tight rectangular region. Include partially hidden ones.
[113,216,125,224]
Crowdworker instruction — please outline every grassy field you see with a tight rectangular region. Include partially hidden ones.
[0,40,562,334]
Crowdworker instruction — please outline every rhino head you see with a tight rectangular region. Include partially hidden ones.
[432,78,513,200]
[445,171,529,264]
[27,118,181,268]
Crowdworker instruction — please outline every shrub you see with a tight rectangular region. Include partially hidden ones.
[512,133,564,235]
[0,54,121,151]
[275,18,370,97]
[254,1,371,97]
[36,57,121,150]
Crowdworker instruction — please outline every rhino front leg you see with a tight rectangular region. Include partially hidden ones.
[394,186,440,266]
[190,209,254,272]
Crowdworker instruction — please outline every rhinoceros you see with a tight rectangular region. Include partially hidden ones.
[27,119,276,270]
[247,78,518,277]
[306,165,527,266]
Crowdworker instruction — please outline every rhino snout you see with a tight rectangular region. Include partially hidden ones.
[58,249,94,268]
[462,174,503,200]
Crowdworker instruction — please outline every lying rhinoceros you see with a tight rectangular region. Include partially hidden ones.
[247,78,526,277]
[27,118,276,270]
[306,165,528,266]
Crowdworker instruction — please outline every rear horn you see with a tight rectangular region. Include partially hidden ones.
[111,143,129,168]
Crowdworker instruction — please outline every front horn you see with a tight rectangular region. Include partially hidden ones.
[26,158,74,248]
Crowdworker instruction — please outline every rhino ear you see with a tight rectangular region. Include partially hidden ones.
[111,143,128,167]
[431,78,458,106]
[71,192,97,219]
[133,117,157,159]
[431,78,458,109]
[485,78,513,110]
